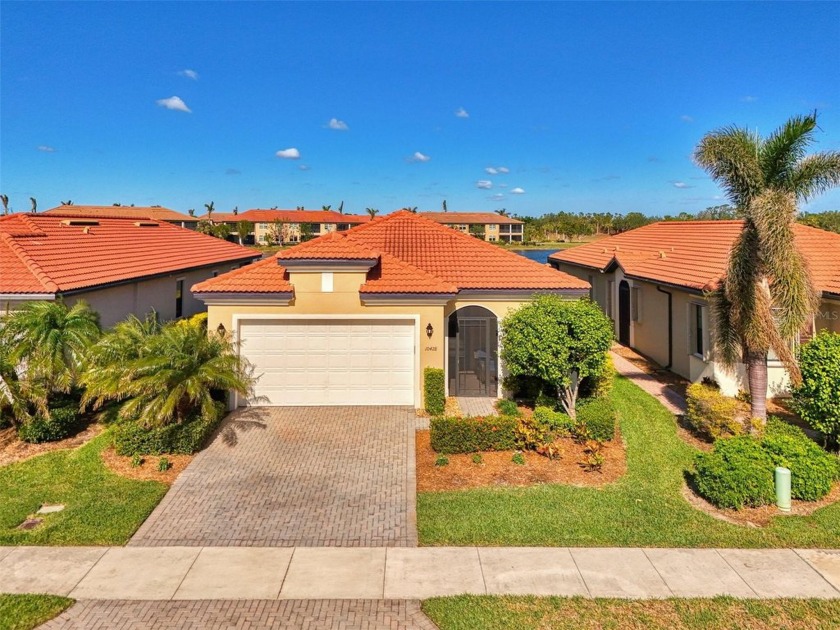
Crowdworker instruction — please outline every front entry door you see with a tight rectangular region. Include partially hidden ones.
[448,307,498,397]
[618,280,631,345]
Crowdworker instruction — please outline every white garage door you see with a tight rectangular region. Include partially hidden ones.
[238,318,416,406]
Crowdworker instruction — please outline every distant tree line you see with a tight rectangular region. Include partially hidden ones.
[514,206,840,242]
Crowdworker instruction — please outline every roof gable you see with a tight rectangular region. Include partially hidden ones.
[43,205,190,222]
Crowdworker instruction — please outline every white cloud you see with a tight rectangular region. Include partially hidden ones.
[491,193,505,201]
[498,183,508,188]
[497,166,510,173]
[37,145,56,152]
[485,167,498,175]
[672,181,694,189]
[298,164,311,171]
[455,107,469,118]
[510,187,525,194]
[328,118,349,131]
[156,96,191,113]
[178,69,199,80]
[476,180,493,189]
[680,115,693,123]
[276,147,301,159]
[410,151,431,162]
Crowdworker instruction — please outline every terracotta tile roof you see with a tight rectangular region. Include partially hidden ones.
[213,209,370,224]
[419,212,522,225]
[42,205,191,222]
[0,213,260,296]
[549,220,840,295]
[194,210,588,295]
[192,256,293,294]
[198,213,240,223]
[276,232,379,261]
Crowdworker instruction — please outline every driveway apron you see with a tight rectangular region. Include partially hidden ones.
[129,406,417,547]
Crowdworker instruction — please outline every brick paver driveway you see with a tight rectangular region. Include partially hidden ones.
[129,407,417,547]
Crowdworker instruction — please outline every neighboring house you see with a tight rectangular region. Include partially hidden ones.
[199,209,370,244]
[549,220,840,397]
[43,204,198,229]
[419,212,525,243]
[1,213,260,327]
[193,210,589,409]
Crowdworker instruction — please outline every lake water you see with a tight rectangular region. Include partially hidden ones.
[512,249,555,264]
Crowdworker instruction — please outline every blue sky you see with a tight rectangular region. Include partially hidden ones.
[2,2,839,217]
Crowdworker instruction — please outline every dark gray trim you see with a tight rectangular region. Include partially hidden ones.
[193,291,294,301]
[456,288,590,300]
[57,255,260,297]
[360,292,457,303]
[279,258,378,269]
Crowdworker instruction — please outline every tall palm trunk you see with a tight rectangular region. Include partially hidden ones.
[745,349,768,421]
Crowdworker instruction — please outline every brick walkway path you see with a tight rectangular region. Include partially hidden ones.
[129,406,417,547]
[42,599,437,629]
[610,351,687,415]
[456,397,497,417]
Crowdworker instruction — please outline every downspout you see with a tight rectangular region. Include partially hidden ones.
[656,285,673,369]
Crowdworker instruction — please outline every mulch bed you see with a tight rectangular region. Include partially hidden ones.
[416,429,626,492]
[100,447,193,484]
[682,481,840,528]
[0,422,103,467]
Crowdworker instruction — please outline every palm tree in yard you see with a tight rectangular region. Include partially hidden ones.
[83,314,254,428]
[365,207,379,218]
[3,301,101,396]
[694,112,840,420]
[235,220,253,245]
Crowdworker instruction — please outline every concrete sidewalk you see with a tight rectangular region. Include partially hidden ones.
[2,546,838,600]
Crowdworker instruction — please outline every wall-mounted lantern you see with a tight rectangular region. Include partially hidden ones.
[217,323,226,335]
[426,323,434,338]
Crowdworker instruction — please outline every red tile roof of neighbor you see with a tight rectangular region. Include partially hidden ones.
[42,205,191,222]
[419,212,523,225]
[0,213,260,296]
[193,210,589,295]
[549,220,840,295]
[198,209,371,224]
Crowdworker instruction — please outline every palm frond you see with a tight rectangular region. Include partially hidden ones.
[788,152,840,202]
[693,126,762,207]
[760,113,817,186]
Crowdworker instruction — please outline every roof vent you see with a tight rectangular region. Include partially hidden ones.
[61,219,99,226]
[83,227,91,234]
[134,221,158,227]
[659,251,667,259]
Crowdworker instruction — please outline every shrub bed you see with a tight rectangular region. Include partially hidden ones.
[113,401,226,456]
[693,436,776,509]
[763,420,840,501]
[576,398,617,442]
[424,368,445,417]
[495,399,521,418]
[685,383,749,440]
[430,415,518,454]
[17,405,81,444]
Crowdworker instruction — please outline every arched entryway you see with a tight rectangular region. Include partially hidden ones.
[618,280,631,345]
[447,306,498,397]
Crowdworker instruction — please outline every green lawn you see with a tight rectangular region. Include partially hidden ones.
[418,376,840,547]
[0,594,73,630]
[0,433,168,545]
[422,596,840,630]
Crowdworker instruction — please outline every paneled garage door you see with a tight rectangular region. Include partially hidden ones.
[237,318,416,406]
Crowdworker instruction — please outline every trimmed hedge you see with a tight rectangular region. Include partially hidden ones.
[685,383,749,440]
[430,415,518,454]
[533,406,576,434]
[694,436,776,510]
[577,398,617,442]
[113,402,226,456]
[424,368,445,417]
[18,405,80,444]
[793,331,840,445]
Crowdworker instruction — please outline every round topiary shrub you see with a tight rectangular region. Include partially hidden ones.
[762,431,840,502]
[693,436,775,509]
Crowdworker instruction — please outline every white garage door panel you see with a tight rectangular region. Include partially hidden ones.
[239,319,415,406]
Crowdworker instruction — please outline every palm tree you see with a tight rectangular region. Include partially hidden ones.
[495,208,508,217]
[204,201,215,222]
[1,194,9,215]
[401,206,418,213]
[60,200,72,206]
[0,332,47,426]
[322,205,331,211]
[29,197,37,213]
[337,201,344,214]
[365,207,379,218]
[235,220,254,245]
[232,206,239,216]
[442,200,447,212]
[84,314,254,427]
[188,208,196,217]
[694,113,840,420]
[3,301,101,396]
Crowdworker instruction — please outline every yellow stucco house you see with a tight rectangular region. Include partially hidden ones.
[550,220,840,398]
[419,212,524,243]
[193,211,589,409]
